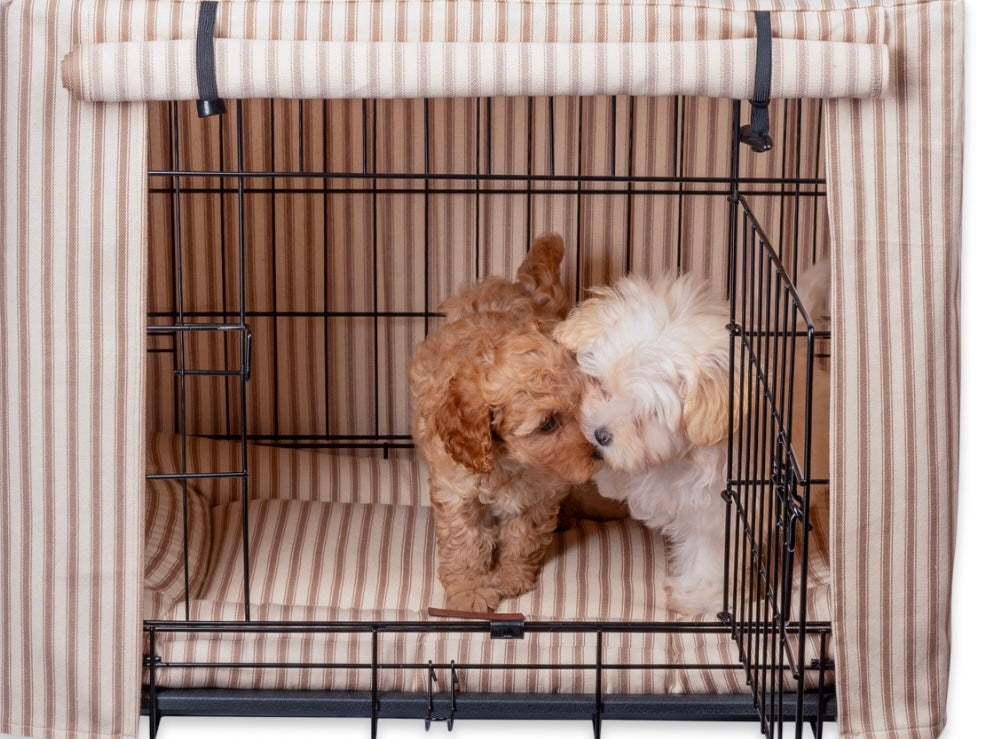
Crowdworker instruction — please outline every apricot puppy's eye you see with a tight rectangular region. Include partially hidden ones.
[539,414,560,433]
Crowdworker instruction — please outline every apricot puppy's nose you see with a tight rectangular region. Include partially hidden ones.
[594,427,613,447]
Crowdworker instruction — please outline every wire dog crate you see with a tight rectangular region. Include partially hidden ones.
[143,95,833,738]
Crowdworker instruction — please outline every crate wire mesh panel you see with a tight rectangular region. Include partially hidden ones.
[725,194,833,737]
[143,96,833,738]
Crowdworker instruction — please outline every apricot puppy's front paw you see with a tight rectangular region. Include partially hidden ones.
[445,586,502,614]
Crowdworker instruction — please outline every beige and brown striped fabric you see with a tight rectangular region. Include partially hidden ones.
[146,431,431,507]
[61,37,889,103]
[824,2,964,737]
[144,480,212,609]
[144,436,831,695]
[2,1,963,738]
[0,3,147,739]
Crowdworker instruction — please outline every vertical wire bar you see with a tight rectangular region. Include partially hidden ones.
[755,236,772,728]
[811,103,825,263]
[674,96,685,274]
[474,97,481,281]
[574,96,584,294]
[777,102,789,268]
[217,112,233,436]
[738,211,755,677]
[791,100,804,280]
[548,96,556,177]
[624,96,636,276]
[751,225,770,726]
[235,100,252,621]
[524,96,534,246]
[778,281,796,623]
[147,627,160,739]
[768,267,785,735]
[322,99,332,439]
[725,100,743,620]
[765,269,782,658]
[268,100,281,439]
[298,99,305,172]
[168,102,193,622]
[423,99,432,336]
[767,249,783,738]
[485,97,493,177]
[485,98,494,271]
[370,627,380,739]
[610,95,618,178]
[816,631,830,738]
[371,100,381,444]
[794,326,819,732]
[593,629,603,739]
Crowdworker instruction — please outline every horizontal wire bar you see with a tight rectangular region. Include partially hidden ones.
[146,471,246,481]
[147,323,249,333]
[148,168,826,187]
[149,660,747,672]
[144,619,831,635]
[148,310,441,321]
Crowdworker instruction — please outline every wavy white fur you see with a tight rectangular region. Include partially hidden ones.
[554,273,733,615]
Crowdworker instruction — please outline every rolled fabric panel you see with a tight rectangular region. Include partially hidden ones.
[61,37,889,103]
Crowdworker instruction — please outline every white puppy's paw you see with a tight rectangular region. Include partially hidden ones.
[664,577,723,617]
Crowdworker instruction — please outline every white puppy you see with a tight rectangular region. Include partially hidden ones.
[554,273,734,615]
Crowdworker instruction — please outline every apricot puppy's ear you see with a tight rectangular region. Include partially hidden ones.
[432,365,494,474]
[516,232,564,292]
[516,232,569,317]
[683,362,737,448]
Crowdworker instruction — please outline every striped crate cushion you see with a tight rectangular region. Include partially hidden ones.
[144,479,212,610]
[144,437,830,694]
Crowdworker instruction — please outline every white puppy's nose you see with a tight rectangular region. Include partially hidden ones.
[594,427,613,447]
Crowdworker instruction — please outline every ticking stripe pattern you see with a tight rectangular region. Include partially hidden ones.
[824,2,963,737]
[0,2,147,737]
[144,480,212,609]
[61,37,889,103]
[144,437,831,695]
[1,2,963,739]
[1,3,147,739]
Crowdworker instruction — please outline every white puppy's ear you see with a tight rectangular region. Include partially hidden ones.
[553,299,606,352]
[682,361,736,447]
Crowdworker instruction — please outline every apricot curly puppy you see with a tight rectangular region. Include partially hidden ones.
[410,233,600,613]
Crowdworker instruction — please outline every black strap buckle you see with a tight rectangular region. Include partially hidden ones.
[739,11,773,153]
[195,1,225,117]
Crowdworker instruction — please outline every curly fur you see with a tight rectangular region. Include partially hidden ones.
[554,272,735,614]
[410,233,607,613]
[555,265,831,615]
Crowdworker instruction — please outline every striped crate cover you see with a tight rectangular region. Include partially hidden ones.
[0,2,962,738]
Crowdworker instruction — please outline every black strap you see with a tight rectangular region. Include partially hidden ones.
[739,11,773,153]
[195,1,225,118]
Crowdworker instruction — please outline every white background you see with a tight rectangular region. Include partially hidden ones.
[7,6,985,739]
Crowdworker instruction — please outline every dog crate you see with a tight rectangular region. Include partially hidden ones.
[0,3,964,739]
[140,92,834,738]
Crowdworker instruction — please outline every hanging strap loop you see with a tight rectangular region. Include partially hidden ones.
[740,11,773,153]
[195,1,225,117]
